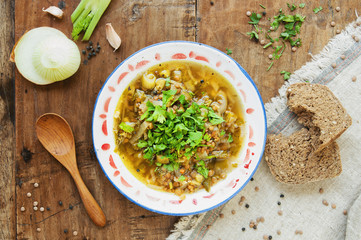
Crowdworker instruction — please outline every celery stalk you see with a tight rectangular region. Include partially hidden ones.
[71,0,111,41]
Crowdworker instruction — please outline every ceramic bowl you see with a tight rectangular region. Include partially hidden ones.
[92,41,266,216]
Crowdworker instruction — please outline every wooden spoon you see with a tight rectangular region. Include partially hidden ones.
[36,113,106,227]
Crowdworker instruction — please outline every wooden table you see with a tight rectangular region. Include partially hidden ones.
[1,0,360,239]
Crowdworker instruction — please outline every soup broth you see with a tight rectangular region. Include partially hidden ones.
[114,60,246,196]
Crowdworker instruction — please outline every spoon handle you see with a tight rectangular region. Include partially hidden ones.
[71,170,107,227]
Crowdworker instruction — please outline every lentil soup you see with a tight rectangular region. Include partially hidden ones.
[114,60,246,196]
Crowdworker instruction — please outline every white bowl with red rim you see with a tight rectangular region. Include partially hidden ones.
[92,41,267,216]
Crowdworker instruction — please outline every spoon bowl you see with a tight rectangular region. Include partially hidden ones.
[36,113,106,227]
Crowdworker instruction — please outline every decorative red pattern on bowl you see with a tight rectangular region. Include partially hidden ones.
[92,41,266,216]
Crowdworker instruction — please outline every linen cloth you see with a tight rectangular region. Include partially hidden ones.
[168,17,361,240]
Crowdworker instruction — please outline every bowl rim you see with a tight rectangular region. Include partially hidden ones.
[92,40,267,216]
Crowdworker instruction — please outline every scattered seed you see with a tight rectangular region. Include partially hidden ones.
[319,188,324,193]
[260,40,266,45]
[260,217,265,222]
[341,55,346,60]
[27,192,32,198]
[269,236,273,239]
[277,230,281,235]
[82,50,86,54]
[92,52,96,56]
[240,196,246,202]
[96,48,100,53]
[33,201,38,207]
[336,29,341,34]
[246,11,251,16]
[210,1,214,6]
[277,201,281,206]
[335,7,341,12]
[86,46,91,50]
[89,41,93,46]
[250,177,254,181]
[332,63,337,68]
[278,210,283,216]
[299,231,303,235]
[245,204,250,208]
[34,182,39,188]
[40,207,44,212]
[58,201,63,206]
[200,79,204,84]
[331,204,336,209]
[64,229,68,233]
[292,47,297,52]
[255,186,259,192]
[47,207,50,211]
[83,60,88,65]
[242,227,246,231]
[36,228,41,232]
[238,201,243,206]
[69,204,74,210]
[256,217,261,223]
[355,37,360,42]
[73,231,78,236]
[263,235,268,240]
[268,54,273,59]
[253,225,257,230]
[33,206,38,211]
[249,222,254,228]
[352,76,357,82]
[280,194,284,198]
[270,27,274,31]
[330,21,336,27]
[20,207,25,212]
[262,11,266,16]
[343,210,348,215]
[219,213,224,218]
[322,199,329,206]
[357,22,361,26]
[231,210,236,215]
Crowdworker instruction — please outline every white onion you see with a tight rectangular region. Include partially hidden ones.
[12,27,81,85]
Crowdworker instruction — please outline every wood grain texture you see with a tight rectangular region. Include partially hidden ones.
[2,0,360,239]
[0,1,15,240]
[197,0,361,102]
[14,0,195,239]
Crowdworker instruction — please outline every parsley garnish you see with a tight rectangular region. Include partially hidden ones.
[220,130,226,136]
[165,77,171,87]
[208,111,225,125]
[247,31,259,40]
[177,175,186,182]
[299,3,305,8]
[287,3,297,11]
[119,122,134,133]
[228,134,233,143]
[313,6,323,14]
[226,48,233,55]
[249,12,262,25]
[281,70,291,80]
[196,160,209,179]
[162,89,177,108]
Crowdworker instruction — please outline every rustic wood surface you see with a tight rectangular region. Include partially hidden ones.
[0,0,360,239]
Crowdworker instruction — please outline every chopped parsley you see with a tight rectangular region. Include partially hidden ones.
[228,134,233,143]
[281,70,291,80]
[220,130,226,136]
[165,77,171,87]
[259,4,266,9]
[177,175,186,182]
[287,3,297,11]
[313,6,323,14]
[226,48,233,55]
[196,160,209,179]
[299,3,305,8]
[248,12,262,25]
[119,122,134,133]
[247,31,259,40]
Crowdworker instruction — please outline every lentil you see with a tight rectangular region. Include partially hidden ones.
[292,47,297,52]
[278,210,283,216]
[352,76,357,82]
[33,206,38,211]
[330,21,336,27]
[27,192,32,198]
[255,186,259,191]
[343,210,348,215]
[263,235,268,240]
[20,206,25,212]
[331,204,336,209]
[260,217,265,222]
[319,188,324,193]
[219,213,224,218]
[246,11,251,16]
[73,231,78,236]
[322,199,329,206]
[277,230,281,235]
[231,210,236,215]
[240,196,246,202]
[36,228,41,232]
[341,55,346,60]
[332,63,337,68]
[40,207,44,212]
[335,7,341,12]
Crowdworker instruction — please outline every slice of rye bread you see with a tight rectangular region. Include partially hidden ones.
[265,128,342,184]
[287,83,352,154]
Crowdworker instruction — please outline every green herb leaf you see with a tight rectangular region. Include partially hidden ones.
[260,4,266,9]
[249,12,262,25]
[226,48,233,55]
[188,131,203,147]
[280,70,291,80]
[196,160,209,179]
[247,31,259,40]
[178,175,186,182]
[162,89,177,108]
[263,42,273,49]
[119,122,134,133]
[165,77,171,87]
[313,6,323,13]
[208,111,225,125]
[267,62,274,71]
[299,3,305,8]
[287,3,297,11]
[137,140,148,148]
[147,105,167,123]
[228,134,233,143]
[203,133,211,141]
[220,130,226,136]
